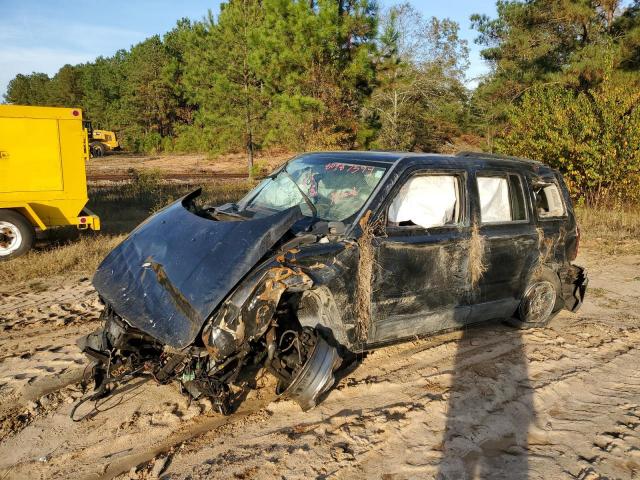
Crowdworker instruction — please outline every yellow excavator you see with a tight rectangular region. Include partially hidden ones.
[83,120,120,157]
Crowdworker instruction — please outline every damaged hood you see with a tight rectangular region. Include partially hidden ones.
[93,190,303,349]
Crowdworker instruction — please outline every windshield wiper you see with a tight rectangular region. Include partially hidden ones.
[281,167,318,219]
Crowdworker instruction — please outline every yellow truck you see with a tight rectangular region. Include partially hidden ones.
[0,104,100,260]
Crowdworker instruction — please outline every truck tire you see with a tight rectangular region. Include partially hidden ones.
[0,210,35,261]
[90,142,106,158]
[508,269,562,328]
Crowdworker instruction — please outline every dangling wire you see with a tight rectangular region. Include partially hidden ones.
[70,358,145,422]
[278,329,302,364]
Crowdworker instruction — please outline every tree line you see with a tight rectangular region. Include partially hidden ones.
[5,0,640,205]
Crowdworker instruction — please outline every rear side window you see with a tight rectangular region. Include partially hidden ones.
[477,174,527,223]
[388,175,460,228]
[535,183,566,218]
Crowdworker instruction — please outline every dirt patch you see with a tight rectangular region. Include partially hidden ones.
[86,152,292,177]
[0,248,639,479]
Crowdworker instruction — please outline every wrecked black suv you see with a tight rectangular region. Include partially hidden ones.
[79,151,587,413]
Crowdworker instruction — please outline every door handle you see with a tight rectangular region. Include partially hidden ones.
[0,151,8,159]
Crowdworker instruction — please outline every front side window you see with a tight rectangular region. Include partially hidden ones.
[240,156,387,222]
[477,174,527,223]
[388,175,460,229]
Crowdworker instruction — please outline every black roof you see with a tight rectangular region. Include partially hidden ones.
[299,150,547,170]
[300,151,412,163]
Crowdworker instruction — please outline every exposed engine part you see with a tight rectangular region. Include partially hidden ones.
[268,327,340,411]
[201,265,313,363]
[179,354,234,414]
[77,295,341,419]
[76,307,238,417]
[201,323,237,361]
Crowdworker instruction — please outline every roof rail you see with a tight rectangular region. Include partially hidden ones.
[455,150,543,165]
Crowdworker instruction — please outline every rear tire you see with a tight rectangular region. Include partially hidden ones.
[0,210,35,261]
[90,142,106,158]
[508,269,562,328]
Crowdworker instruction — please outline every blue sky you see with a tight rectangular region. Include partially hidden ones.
[0,0,497,98]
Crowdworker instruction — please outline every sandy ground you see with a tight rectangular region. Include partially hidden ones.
[86,152,291,176]
[1,248,639,480]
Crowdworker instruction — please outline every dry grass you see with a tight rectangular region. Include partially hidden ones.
[535,226,556,271]
[2,234,124,285]
[355,210,376,342]
[576,206,640,255]
[576,206,640,240]
[468,223,487,287]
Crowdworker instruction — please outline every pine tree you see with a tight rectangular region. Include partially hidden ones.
[119,36,180,151]
[367,3,469,151]
[253,0,378,150]
[184,1,266,175]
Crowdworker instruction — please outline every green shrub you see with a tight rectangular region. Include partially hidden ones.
[496,76,640,206]
[141,132,163,154]
[250,160,270,178]
[128,168,164,197]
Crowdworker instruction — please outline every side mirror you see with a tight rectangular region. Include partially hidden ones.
[312,221,346,236]
[327,221,346,235]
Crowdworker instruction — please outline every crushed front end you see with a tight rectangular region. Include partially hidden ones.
[79,289,341,416]
[79,304,258,414]
[76,191,342,416]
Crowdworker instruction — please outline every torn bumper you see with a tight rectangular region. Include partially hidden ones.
[560,265,588,312]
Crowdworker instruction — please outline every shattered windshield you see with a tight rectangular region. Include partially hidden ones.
[240,156,387,222]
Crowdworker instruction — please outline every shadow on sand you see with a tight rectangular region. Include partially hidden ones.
[437,323,535,479]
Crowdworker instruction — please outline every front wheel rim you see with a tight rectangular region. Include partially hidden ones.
[520,281,555,323]
[0,221,23,256]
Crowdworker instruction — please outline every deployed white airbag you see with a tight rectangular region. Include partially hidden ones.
[388,175,458,228]
[540,184,565,217]
[478,176,511,223]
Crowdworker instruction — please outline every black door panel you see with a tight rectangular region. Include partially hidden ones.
[472,226,538,320]
[370,228,471,344]
[470,169,538,322]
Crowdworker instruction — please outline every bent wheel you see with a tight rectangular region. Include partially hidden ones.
[520,281,555,323]
[275,330,340,411]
